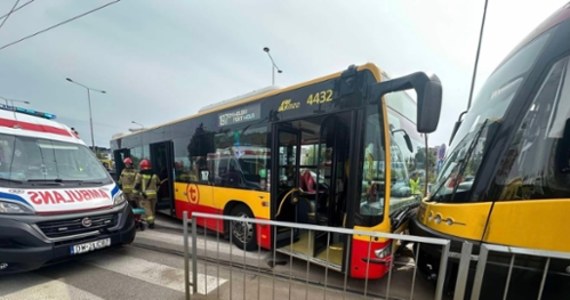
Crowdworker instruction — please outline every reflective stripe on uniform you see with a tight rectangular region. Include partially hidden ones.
[141,174,159,197]
[119,169,137,193]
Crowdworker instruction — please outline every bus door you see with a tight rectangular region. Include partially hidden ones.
[272,112,352,270]
[113,148,130,181]
[150,141,175,216]
[313,114,350,264]
[272,126,301,224]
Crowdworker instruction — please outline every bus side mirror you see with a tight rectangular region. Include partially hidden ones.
[416,75,442,133]
[374,72,442,134]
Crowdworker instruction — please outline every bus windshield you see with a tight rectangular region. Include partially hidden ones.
[386,91,426,211]
[431,30,551,200]
[359,90,426,220]
[0,134,111,186]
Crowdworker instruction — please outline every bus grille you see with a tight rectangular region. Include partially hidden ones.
[37,214,117,238]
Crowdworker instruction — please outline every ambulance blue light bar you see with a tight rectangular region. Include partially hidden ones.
[0,104,57,119]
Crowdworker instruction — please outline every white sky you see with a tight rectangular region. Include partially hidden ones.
[0,0,567,147]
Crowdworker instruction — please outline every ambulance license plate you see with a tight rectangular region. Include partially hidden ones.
[70,238,111,255]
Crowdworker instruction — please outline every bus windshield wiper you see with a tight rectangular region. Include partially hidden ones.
[430,119,489,202]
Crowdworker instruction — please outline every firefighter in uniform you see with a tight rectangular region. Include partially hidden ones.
[118,157,137,205]
[135,159,160,229]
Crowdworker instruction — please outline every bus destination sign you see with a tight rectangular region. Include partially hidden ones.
[218,104,261,127]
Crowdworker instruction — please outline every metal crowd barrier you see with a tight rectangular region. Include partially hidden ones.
[464,243,570,300]
[182,211,452,300]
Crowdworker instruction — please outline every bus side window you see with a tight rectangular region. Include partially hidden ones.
[225,159,242,187]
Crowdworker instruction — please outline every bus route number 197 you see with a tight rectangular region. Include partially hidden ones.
[306,89,333,105]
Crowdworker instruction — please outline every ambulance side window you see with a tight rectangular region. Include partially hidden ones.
[0,134,15,177]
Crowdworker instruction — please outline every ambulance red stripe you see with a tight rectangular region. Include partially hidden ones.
[0,117,72,137]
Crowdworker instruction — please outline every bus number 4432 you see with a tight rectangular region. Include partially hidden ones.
[306,89,333,105]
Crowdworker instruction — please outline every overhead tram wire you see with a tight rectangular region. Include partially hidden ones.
[0,0,34,22]
[0,0,21,33]
[0,0,120,52]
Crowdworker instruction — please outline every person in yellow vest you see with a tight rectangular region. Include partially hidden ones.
[118,157,137,204]
[135,159,160,229]
[409,171,421,195]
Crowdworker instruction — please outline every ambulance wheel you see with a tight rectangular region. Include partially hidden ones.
[229,205,257,251]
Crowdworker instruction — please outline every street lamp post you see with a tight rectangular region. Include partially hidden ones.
[131,121,144,129]
[65,78,106,151]
[263,47,283,86]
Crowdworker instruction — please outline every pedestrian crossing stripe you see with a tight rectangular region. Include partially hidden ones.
[0,273,104,300]
[85,253,227,295]
[0,253,227,299]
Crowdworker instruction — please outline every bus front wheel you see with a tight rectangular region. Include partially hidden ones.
[229,205,257,251]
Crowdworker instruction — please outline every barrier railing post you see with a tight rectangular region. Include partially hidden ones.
[192,214,198,295]
[470,244,489,300]
[435,242,450,300]
[410,243,421,300]
[453,242,473,300]
[537,257,551,300]
[183,211,190,300]
[187,212,455,300]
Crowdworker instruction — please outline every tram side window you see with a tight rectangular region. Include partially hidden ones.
[496,56,570,200]
[211,125,269,191]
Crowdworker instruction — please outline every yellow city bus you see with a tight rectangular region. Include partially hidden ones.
[111,63,441,279]
[409,3,570,297]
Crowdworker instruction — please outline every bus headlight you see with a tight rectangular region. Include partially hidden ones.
[0,200,34,214]
[374,242,392,259]
[113,192,127,206]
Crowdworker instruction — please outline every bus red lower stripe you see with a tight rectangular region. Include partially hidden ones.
[174,199,271,250]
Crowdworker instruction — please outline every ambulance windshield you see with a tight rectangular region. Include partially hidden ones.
[0,134,111,186]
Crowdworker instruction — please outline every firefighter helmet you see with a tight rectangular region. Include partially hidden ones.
[123,157,133,166]
[139,159,152,170]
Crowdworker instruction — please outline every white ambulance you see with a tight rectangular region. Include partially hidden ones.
[0,104,135,273]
